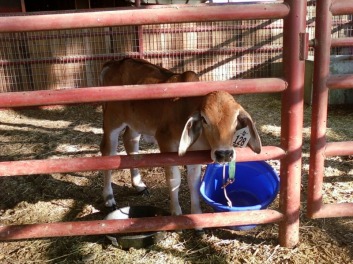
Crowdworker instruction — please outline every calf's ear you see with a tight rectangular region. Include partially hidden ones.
[237,109,262,154]
[178,112,202,156]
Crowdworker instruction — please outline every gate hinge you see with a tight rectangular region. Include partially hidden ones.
[299,32,309,61]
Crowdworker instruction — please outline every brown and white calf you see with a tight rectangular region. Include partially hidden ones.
[99,58,262,216]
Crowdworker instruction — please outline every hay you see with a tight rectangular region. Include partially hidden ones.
[0,94,352,263]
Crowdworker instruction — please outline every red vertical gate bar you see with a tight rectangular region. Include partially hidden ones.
[307,0,332,219]
[279,0,306,247]
[307,0,353,219]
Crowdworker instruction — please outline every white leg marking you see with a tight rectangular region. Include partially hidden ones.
[103,171,116,207]
[123,129,147,192]
[101,126,124,207]
[165,166,182,216]
[130,168,147,192]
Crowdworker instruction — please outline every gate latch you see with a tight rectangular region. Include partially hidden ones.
[299,32,309,61]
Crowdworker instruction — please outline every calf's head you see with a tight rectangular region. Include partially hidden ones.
[179,91,261,163]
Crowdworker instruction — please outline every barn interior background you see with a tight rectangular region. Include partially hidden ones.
[0,0,352,96]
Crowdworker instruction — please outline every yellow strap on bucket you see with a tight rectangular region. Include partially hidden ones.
[229,160,236,181]
[222,161,236,207]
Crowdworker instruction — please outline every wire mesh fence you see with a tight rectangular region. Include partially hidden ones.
[0,19,283,92]
[0,1,352,93]
[307,0,353,56]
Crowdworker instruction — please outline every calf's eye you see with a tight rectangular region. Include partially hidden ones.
[201,115,208,125]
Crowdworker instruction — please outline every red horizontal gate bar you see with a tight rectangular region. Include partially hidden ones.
[0,146,285,177]
[331,37,353,47]
[310,204,353,219]
[0,3,290,32]
[325,141,353,157]
[0,210,284,241]
[326,74,353,90]
[0,78,286,108]
[331,0,353,16]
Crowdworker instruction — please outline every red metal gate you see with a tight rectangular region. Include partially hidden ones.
[307,0,353,219]
[0,0,306,248]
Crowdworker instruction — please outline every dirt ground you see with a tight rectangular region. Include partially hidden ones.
[0,93,352,263]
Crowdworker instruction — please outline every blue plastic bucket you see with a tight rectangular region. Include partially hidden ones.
[200,161,280,230]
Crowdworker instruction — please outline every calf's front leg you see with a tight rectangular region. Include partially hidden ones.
[165,166,182,216]
[186,164,202,215]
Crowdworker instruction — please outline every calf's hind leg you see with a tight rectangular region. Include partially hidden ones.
[100,123,125,208]
[122,127,148,194]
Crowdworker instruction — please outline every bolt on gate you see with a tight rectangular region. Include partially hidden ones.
[307,0,353,219]
[0,0,306,248]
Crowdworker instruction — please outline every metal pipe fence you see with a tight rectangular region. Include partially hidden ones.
[0,1,305,248]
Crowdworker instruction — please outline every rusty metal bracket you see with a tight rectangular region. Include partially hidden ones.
[299,32,309,60]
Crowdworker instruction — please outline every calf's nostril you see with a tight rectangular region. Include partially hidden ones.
[214,150,234,162]
[214,150,224,160]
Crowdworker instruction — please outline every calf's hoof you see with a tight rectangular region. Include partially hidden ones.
[195,229,205,236]
[104,195,117,209]
[137,187,150,196]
